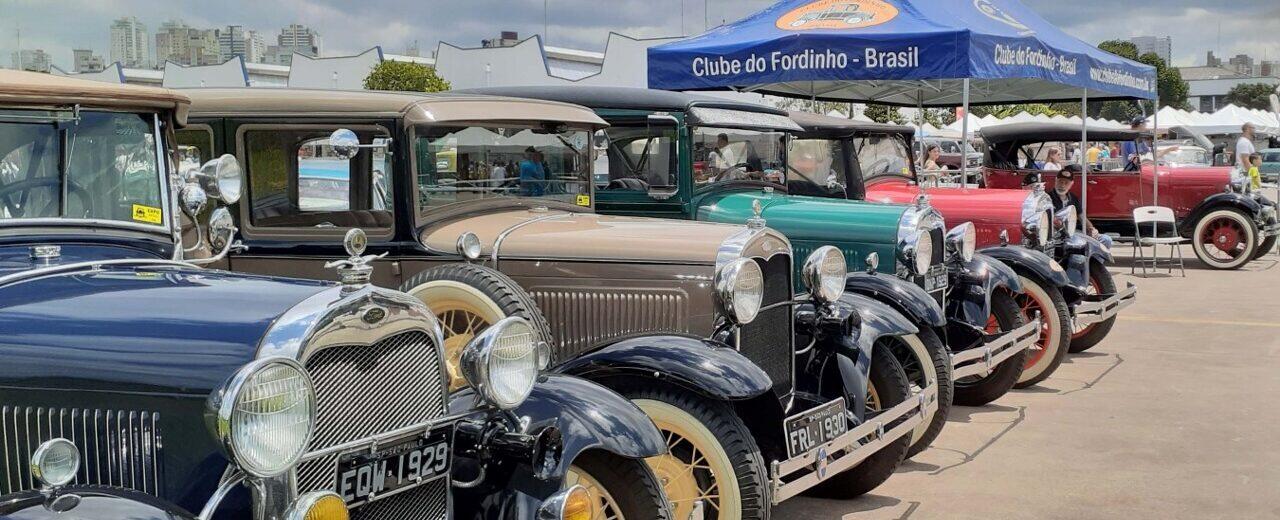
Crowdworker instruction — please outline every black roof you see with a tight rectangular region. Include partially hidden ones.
[457,85,788,116]
[978,122,1141,143]
[788,110,914,138]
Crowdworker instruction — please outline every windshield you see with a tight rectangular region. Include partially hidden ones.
[691,126,786,188]
[1161,147,1210,166]
[853,133,913,180]
[0,109,163,226]
[1262,152,1280,163]
[415,125,592,212]
[786,138,848,198]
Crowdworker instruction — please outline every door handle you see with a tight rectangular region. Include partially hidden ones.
[1087,180,1099,185]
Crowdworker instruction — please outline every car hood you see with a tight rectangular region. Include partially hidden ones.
[1153,164,1231,187]
[421,208,744,264]
[0,263,331,395]
[695,188,907,245]
[865,179,1026,238]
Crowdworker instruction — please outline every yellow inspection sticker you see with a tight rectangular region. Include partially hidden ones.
[131,204,163,224]
[575,194,591,206]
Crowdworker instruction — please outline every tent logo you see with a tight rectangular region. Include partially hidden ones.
[973,0,1032,32]
[775,0,899,31]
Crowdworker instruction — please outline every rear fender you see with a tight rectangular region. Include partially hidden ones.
[552,334,773,401]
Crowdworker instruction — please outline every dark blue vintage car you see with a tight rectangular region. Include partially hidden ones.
[0,71,671,520]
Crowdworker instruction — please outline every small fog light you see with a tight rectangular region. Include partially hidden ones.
[31,438,79,488]
[287,491,349,520]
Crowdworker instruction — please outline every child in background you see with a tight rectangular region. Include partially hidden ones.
[1248,153,1263,190]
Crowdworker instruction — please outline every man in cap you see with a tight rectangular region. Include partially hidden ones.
[1049,164,1111,248]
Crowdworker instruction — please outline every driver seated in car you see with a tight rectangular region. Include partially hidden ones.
[708,133,738,179]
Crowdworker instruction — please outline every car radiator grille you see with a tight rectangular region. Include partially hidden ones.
[296,330,447,516]
[1,406,162,495]
[532,288,689,363]
[350,477,448,520]
[738,255,795,397]
[903,227,947,307]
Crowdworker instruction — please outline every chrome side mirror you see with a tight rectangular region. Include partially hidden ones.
[329,129,361,160]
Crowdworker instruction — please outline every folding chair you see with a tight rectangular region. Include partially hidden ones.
[1132,206,1187,277]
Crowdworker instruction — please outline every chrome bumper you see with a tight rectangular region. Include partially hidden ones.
[1073,282,1138,328]
[951,318,1041,380]
[769,380,938,504]
[1260,221,1280,237]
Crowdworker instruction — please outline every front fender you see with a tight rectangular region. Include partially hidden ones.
[825,293,919,421]
[0,488,197,520]
[979,245,1080,296]
[844,272,946,328]
[948,253,1020,332]
[1179,192,1264,236]
[552,335,773,401]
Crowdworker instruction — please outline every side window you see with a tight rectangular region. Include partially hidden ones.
[598,125,678,191]
[244,127,392,229]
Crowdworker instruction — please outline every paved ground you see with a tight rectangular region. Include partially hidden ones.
[777,244,1280,519]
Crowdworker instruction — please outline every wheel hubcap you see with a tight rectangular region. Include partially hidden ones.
[565,466,625,520]
[1201,217,1248,260]
[648,428,721,519]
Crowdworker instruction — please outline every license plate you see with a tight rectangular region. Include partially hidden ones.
[783,398,848,458]
[336,427,451,506]
[924,264,948,292]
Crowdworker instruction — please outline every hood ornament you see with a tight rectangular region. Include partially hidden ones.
[325,229,387,289]
[746,199,767,230]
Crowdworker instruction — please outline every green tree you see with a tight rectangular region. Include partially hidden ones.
[1224,83,1277,110]
[970,103,1064,119]
[1089,40,1191,118]
[864,104,901,123]
[1138,52,1190,110]
[363,60,451,92]
[772,98,854,117]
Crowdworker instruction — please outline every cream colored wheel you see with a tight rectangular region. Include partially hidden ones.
[634,399,742,520]
[896,334,935,446]
[406,280,505,390]
[565,465,625,520]
[867,381,881,411]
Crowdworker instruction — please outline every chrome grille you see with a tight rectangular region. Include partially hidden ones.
[296,331,446,494]
[1,406,162,495]
[739,255,795,397]
[532,288,688,362]
[351,479,448,520]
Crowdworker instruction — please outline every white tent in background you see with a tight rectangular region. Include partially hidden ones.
[945,113,987,133]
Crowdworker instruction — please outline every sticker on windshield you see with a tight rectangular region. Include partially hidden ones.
[575,194,591,206]
[132,204,163,224]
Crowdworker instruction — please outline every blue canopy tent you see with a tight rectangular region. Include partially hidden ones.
[648,0,1159,206]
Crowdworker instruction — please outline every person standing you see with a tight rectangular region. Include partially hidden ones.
[1235,123,1257,173]
[519,147,546,196]
[1086,142,1102,165]
[923,144,942,170]
[490,161,507,185]
[1247,153,1263,190]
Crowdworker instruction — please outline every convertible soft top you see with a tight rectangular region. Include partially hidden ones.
[979,122,1141,144]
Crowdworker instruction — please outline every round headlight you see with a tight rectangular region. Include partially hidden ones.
[461,316,540,410]
[945,222,976,263]
[715,258,764,324]
[30,438,79,488]
[1056,207,1078,237]
[456,232,482,260]
[287,491,350,520]
[802,246,846,304]
[1037,212,1050,245]
[212,358,316,478]
[914,232,933,274]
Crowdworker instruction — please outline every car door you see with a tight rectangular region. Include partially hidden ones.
[224,121,403,286]
[1073,167,1141,220]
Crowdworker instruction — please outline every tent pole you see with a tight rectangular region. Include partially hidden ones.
[1081,88,1088,229]
[917,88,925,170]
[960,79,970,188]
[1152,94,1160,208]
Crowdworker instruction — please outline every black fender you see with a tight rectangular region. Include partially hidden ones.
[552,334,773,401]
[844,272,946,331]
[825,292,919,420]
[1058,233,1112,288]
[978,245,1085,302]
[947,253,1021,334]
[0,487,197,519]
[1178,192,1264,236]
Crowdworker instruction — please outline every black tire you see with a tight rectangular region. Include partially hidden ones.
[1013,274,1071,389]
[805,341,911,499]
[1255,233,1277,260]
[621,385,770,520]
[886,327,952,459]
[400,263,555,346]
[953,289,1028,406]
[1190,208,1258,270]
[570,451,672,520]
[1068,261,1118,353]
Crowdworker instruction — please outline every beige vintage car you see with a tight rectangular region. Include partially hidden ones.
[180,87,936,518]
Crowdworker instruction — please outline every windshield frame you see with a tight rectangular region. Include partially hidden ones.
[0,107,173,237]
[409,122,598,224]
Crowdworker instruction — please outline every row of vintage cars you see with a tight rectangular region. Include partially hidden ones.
[0,70,1274,520]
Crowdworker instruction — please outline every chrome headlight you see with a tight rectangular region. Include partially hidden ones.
[31,438,79,488]
[715,258,764,324]
[802,246,846,304]
[901,231,933,275]
[1021,191,1052,246]
[460,316,540,410]
[1055,206,1078,237]
[945,222,976,263]
[210,358,317,478]
[456,232,482,260]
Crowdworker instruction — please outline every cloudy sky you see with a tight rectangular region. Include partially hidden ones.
[1,0,1277,70]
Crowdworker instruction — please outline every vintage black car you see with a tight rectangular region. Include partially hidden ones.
[178,87,936,518]
[0,71,671,520]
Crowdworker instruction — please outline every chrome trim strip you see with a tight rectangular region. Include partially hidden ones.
[951,318,1041,379]
[769,380,937,504]
[1072,283,1138,327]
[197,471,247,520]
[489,211,574,268]
[0,259,193,288]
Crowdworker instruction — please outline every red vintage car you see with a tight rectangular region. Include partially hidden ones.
[979,122,1279,270]
[788,112,1137,389]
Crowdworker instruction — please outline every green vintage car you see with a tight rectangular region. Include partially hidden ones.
[465,86,1039,459]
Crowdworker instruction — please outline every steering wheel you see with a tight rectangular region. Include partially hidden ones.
[0,177,94,218]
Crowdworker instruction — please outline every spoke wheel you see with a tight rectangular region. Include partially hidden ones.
[565,465,626,520]
[866,381,881,411]
[1012,275,1070,388]
[953,289,1027,406]
[634,399,737,520]
[1016,290,1052,370]
[1191,209,1258,270]
[407,281,504,391]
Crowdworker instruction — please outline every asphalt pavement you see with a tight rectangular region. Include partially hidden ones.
[777,244,1280,519]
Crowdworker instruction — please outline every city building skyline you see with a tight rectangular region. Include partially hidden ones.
[72,48,104,72]
[155,20,221,67]
[1129,35,1171,64]
[109,16,149,68]
[10,48,51,72]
